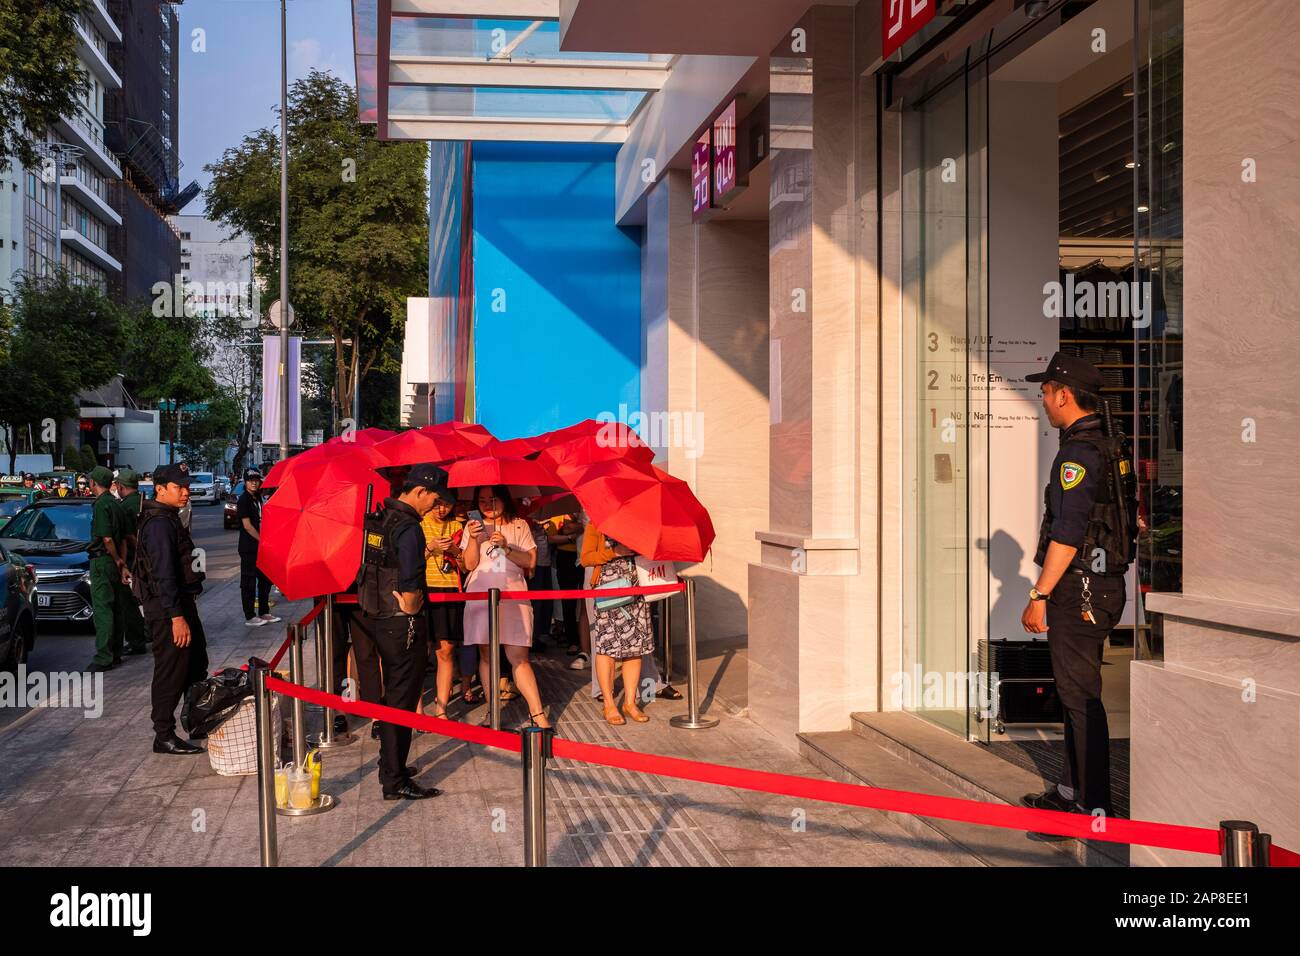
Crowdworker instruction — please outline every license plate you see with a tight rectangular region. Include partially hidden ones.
[37,594,50,607]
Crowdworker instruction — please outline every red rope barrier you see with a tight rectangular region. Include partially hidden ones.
[264,674,1299,865]
[331,582,685,605]
[297,598,326,628]
[267,633,293,671]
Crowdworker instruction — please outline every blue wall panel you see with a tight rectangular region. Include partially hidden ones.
[471,142,641,438]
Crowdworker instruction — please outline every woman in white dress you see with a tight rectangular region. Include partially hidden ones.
[460,485,550,728]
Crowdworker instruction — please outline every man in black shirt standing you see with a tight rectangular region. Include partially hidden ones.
[237,468,279,627]
[354,463,454,800]
[132,463,209,755]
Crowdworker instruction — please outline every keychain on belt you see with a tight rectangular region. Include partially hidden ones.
[405,615,415,650]
[1080,575,1097,624]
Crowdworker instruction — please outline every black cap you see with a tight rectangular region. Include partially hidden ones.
[1025,351,1104,393]
[21,472,33,480]
[244,468,263,481]
[153,463,192,487]
[405,462,454,501]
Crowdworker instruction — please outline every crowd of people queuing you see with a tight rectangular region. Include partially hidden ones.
[320,462,680,799]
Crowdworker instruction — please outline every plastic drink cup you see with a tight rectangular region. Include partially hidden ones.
[306,751,321,800]
[274,765,289,808]
[288,768,313,809]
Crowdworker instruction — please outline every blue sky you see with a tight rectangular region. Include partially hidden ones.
[177,0,356,201]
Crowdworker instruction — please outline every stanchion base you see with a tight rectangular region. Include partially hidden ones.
[669,715,719,730]
[307,732,356,749]
[276,793,338,816]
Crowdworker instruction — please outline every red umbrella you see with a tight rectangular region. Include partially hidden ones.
[484,435,548,458]
[540,426,655,471]
[261,428,395,488]
[359,428,486,469]
[420,421,494,448]
[257,453,386,600]
[564,459,714,562]
[446,453,565,498]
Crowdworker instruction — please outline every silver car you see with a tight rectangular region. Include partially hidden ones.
[188,471,217,505]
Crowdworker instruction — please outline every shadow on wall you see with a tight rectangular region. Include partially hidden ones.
[985,528,1036,642]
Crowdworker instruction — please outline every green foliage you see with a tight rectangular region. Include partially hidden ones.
[62,446,80,470]
[79,444,96,471]
[177,394,240,465]
[0,274,126,471]
[0,0,89,170]
[204,70,428,425]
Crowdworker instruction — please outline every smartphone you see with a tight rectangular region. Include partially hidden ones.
[468,509,483,522]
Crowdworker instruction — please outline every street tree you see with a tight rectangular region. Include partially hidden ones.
[204,70,427,431]
[0,274,125,473]
[0,0,89,170]
[119,306,216,463]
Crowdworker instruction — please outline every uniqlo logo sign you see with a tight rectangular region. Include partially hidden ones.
[883,0,937,59]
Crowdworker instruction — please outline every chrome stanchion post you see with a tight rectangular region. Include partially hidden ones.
[662,591,674,687]
[310,595,354,749]
[521,726,552,867]
[1220,820,1269,867]
[670,578,717,730]
[251,658,278,867]
[489,588,502,732]
[288,623,307,767]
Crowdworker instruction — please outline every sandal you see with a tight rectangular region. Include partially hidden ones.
[603,706,625,726]
[622,704,650,723]
[528,710,552,729]
[461,688,483,705]
[499,687,520,703]
[656,685,683,701]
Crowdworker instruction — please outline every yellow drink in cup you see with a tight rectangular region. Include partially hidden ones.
[306,750,321,801]
[274,765,288,808]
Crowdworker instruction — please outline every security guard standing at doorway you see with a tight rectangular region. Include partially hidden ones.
[353,462,454,800]
[86,467,127,673]
[1020,353,1136,823]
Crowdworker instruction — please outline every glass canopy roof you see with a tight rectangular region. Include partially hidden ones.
[354,2,674,142]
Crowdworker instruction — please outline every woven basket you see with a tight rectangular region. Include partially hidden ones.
[207,694,282,776]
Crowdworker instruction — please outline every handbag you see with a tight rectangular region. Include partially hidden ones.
[594,576,637,612]
[633,556,678,603]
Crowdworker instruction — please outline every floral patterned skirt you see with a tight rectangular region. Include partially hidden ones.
[591,557,655,660]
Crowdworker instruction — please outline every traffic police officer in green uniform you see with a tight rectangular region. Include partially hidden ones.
[114,468,148,656]
[1020,353,1136,822]
[353,463,454,801]
[87,466,128,673]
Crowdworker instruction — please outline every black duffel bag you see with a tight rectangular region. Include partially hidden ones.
[181,667,253,735]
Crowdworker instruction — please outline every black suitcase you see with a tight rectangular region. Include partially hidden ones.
[977,637,1063,734]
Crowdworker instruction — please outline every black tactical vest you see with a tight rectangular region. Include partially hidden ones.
[132,500,206,605]
[356,501,421,618]
[1035,420,1138,574]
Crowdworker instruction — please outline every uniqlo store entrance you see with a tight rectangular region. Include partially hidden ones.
[888,0,1183,791]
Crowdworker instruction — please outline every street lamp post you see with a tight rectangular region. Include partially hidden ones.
[278,0,290,462]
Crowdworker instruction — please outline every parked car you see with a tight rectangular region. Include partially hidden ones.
[188,471,217,506]
[0,485,44,520]
[224,482,273,531]
[0,540,37,671]
[0,499,96,625]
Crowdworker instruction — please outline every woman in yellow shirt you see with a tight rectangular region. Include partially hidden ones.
[421,497,465,719]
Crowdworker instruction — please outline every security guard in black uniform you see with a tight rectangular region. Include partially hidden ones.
[132,463,209,755]
[353,462,454,800]
[1020,353,1136,821]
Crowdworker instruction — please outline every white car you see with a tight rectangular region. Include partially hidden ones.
[188,471,217,505]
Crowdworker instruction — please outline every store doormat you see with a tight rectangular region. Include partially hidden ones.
[986,739,1130,820]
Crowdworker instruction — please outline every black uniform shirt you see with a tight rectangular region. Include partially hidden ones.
[1043,415,1106,554]
[139,501,196,617]
[236,490,261,554]
[387,499,426,594]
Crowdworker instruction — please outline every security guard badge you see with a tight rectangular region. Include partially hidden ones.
[1060,461,1086,490]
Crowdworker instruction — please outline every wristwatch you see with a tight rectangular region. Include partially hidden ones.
[1029,586,1050,602]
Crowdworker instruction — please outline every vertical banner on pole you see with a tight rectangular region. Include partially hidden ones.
[261,336,302,446]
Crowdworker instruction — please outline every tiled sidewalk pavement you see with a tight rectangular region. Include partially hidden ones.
[0,578,985,867]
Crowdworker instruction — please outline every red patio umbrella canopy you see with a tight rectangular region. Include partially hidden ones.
[421,421,494,448]
[540,425,654,471]
[564,459,714,563]
[257,453,386,600]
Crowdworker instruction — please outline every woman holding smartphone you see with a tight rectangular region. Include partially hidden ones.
[460,485,550,728]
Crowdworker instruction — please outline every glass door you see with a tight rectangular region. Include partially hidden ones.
[901,51,991,741]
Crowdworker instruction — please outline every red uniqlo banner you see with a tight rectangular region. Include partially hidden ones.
[883,0,937,59]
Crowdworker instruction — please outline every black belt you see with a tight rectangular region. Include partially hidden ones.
[1067,566,1126,579]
